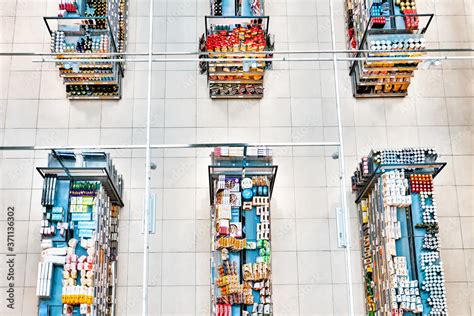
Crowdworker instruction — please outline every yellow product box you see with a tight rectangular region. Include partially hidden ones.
[82,196,95,206]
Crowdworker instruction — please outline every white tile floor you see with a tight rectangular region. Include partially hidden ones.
[0,0,473,315]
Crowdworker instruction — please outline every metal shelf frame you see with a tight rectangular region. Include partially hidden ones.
[44,16,124,77]
[349,8,434,76]
[43,16,125,99]
[354,162,447,203]
[43,16,120,57]
[36,149,124,206]
[208,164,278,202]
[203,15,272,99]
[36,166,124,207]
[204,15,271,39]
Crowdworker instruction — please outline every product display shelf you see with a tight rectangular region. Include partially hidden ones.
[210,79,264,84]
[210,95,264,99]
[201,11,274,99]
[36,151,123,316]
[43,0,128,100]
[352,148,448,316]
[60,72,114,78]
[209,147,276,316]
[208,61,266,68]
[345,0,433,97]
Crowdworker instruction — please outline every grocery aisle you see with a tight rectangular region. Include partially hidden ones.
[0,0,472,315]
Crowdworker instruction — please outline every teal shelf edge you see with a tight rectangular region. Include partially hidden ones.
[411,192,439,315]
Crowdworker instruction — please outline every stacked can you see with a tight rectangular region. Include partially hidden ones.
[369,38,426,51]
[51,31,66,53]
[370,3,386,28]
[411,174,448,315]
[213,0,222,16]
[421,262,448,315]
[100,35,109,53]
[372,148,437,165]
[410,174,433,193]
[403,8,420,30]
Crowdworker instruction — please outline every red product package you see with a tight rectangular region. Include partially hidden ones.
[224,304,231,316]
[216,304,231,316]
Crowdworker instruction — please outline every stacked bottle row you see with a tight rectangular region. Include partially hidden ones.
[66,84,119,97]
[51,32,110,54]
[369,38,426,51]
[411,174,448,315]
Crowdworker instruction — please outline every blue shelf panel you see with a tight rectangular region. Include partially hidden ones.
[231,207,240,222]
[394,207,416,316]
[393,6,406,31]
[241,0,252,16]
[245,248,258,264]
[411,194,427,238]
[242,0,264,16]
[54,180,70,212]
[410,192,435,315]
[222,0,236,16]
[245,205,262,310]
[38,179,100,315]
[38,265,64,316]
[39,179,71,314]
[395,207,415,280]
[243,207,258,241]
[48,180,70,243]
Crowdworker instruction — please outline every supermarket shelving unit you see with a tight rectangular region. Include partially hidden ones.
[201,0,274,99]
[36,151,123,316]
[43,0,128,100]
[352,149,448,315]
[345,0,434,97]
[209,147,277,315]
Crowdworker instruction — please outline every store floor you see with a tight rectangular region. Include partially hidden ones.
[0,0,473,315]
